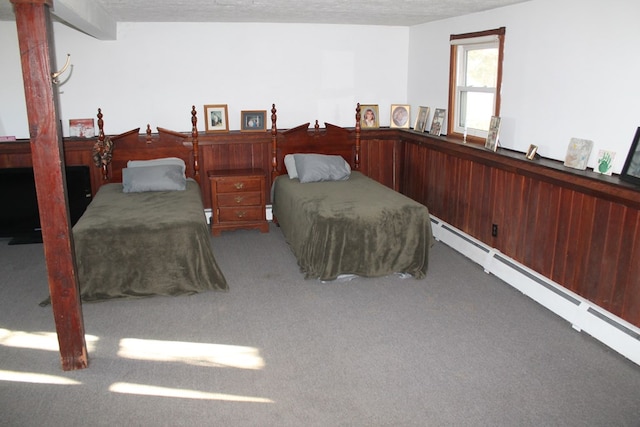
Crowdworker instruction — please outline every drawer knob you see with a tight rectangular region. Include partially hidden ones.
[234,196,244,204]
[234,182,245,190]
[236,210,247,218]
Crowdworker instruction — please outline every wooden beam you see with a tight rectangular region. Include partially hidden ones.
[11,0,88,370]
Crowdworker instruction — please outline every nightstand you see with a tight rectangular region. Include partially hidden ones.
[208,168,269,236]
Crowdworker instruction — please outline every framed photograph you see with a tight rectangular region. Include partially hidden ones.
[360,104,379,129]
[241,110,266,132]
[390,104,410,129]
[485,116,501,152]
[564,137,593,170]
[525,144,539,160]
[414,106,430,133]
[204,104,229,133]
[69,118,95,138]
[429,108,446,136]
[620,127,640,185]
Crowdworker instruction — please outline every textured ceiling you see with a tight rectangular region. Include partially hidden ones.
[0,0,530,26]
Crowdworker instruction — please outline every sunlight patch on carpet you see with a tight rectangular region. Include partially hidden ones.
[110,382,274,402]
[118,338,265,369]
[0,328,98,352]
[0,369,81,385]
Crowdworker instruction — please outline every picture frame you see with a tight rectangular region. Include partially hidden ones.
[485,116,501,152]
[414,106,430,133]
[360,104,379,129]
[240,110,267,132]
[595,149,616,176]
[525,144,539,160]
[620,127,640,185]
[390,104,410,129]
[564,137,593,170]
[204,104,229,133]
[429,108,446,136]
[69,118,95,138]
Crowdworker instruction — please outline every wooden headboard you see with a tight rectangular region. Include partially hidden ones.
[270,103,362,183]
[92,106,201,184]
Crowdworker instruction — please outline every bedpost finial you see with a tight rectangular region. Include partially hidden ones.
[191,106,200,182]
[97,108,104,139]
[271,104,277,134]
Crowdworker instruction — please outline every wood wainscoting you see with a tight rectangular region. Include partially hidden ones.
[399,132,640,329]
[3,128,638,329]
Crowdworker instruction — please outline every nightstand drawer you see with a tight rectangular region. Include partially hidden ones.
[215,177,262,193]
[218,206,264,222]
[217,192,262,207]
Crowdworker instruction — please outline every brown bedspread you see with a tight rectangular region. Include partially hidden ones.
[72,180,228,301]
[272,171,432,280]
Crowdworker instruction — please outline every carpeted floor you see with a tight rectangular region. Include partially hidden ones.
[1,223,639,426]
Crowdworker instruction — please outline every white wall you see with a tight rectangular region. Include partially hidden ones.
[4,0,639,174]
[0,21,408,138]
[408,0,640,173]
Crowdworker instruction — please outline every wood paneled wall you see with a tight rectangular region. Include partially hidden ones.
[0,139,104,196]
[2,128,638,328]
[400,133,640,328]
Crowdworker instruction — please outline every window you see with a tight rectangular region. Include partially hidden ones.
[448,27,505,142]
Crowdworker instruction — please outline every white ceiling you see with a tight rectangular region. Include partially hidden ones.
[1,0,530,27]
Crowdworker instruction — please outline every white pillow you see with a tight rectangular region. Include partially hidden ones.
[284,154,298,179]
[127,157,186,176]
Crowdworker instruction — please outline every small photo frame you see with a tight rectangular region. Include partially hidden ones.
[360,104,379,129]
[390,104,410,129]
[564,137,593,170]
[429,108,446,136]
[595,150,616,176]
[69,118,95,138]
[526,144,538,160]
[414,106,430,132]
[204,104,229,133]
[620,127,640,185]
[241,110,267,132]
[485,116,501,152]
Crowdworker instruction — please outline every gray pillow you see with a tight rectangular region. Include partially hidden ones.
[284,154,298,179]
[127,157,186,176]
[122,164,186,193]
[293,153,351,183]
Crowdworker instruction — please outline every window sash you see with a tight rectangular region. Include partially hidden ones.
[454,43,498,137]
[448,27,505,142]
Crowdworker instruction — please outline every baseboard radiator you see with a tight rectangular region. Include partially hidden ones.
[430,215,640,366]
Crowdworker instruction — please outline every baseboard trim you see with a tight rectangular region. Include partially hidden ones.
[430,215,640,366]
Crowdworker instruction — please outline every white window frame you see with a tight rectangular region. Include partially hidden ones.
[448,28,505,143]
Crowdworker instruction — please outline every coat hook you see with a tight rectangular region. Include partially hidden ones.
[52,54,71,84]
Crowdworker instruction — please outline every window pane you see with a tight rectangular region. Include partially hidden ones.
[465,48,498,87]
[459,91,494,131]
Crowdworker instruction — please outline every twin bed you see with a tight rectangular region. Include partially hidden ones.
[70,103,431,302]
[72,107,227,301]
[270,104,432,281]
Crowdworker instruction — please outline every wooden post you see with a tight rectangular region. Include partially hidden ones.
[11,0,88,370]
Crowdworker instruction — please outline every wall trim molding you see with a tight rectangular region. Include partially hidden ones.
[430,215,640,366]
